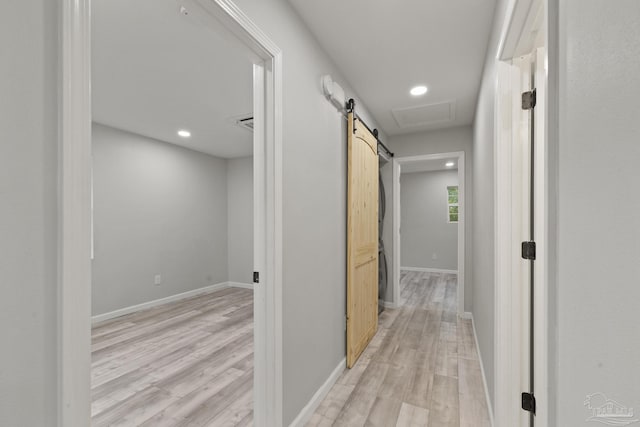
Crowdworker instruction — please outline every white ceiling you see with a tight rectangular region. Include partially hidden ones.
[287,0,496,135]
[92,0,254,158]
[401,158,458,174]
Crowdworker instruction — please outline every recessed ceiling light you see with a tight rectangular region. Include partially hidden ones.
[410,85,428,96]
[177,129,191,138]
[445,161,455,167]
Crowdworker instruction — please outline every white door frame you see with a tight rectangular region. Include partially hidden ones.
[59,1,283,426]
[494,0,548,426]
[391,152,465,312]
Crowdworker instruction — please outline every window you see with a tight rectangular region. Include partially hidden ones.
[447,185,459,223]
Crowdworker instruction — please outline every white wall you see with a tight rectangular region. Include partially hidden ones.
[227,156,253,284]
[0,1,58,424]
[387,126,474,308]
[550,0,640,424]
[91,124,229,315]
[400,170,459,271]
[470,0,509,407]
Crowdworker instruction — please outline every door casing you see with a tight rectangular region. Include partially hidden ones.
[495,0,549,426]
[58,0,283,425]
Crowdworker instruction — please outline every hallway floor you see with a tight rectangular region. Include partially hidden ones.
[307,271,491,427]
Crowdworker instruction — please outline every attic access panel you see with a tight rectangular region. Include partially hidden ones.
[391,100,456,128]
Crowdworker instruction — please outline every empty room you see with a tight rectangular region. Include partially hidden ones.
[89,0,256,424]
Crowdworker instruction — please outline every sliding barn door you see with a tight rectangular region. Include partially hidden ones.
[346,112,379,368]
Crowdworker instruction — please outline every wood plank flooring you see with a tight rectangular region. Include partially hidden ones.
[91,287,254,427]
[307,271,491,427]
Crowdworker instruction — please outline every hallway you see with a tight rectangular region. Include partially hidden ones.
[307,272,491,427]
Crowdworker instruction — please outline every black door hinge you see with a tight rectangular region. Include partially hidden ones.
[522,241,536,260]
[253,271,259,284]
[522,392,536,414]
[522,89,537,110]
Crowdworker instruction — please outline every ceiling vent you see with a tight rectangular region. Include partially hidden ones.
[233,114,254,132]
[391,100,456,128]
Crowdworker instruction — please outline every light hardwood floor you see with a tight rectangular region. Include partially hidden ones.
[306,271,491,427]
[91,287,254,427]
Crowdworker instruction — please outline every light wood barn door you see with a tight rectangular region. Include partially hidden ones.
[346,112,379,368]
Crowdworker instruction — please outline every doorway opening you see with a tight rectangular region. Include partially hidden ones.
[391,152,465,312]
[90,1,258,417]
[59,0,283,425]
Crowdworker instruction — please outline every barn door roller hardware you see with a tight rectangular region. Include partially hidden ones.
[346,98,394,158]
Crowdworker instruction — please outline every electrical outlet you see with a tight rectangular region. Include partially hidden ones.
[154,274,162,285]
[432,253,438,260]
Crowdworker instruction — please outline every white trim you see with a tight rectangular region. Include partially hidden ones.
[59,0,92,425]
[91,282,233,324]
[467,313,496,426]
[532,45,549,427]
[401,266,458,274]
[288,358,346,427]
[228,281,254,289]
[60,0,283,425]
[382,300,398,309]
[392,152,465,314]
[498,0,540,60]
[494,58,521,427]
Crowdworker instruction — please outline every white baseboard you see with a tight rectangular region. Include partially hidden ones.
[288,358,346,427]
[228,281,254,289]
[382,300,398,309]
[92,281,246,324]
[401,266,458,274]
[467,313,495,426]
